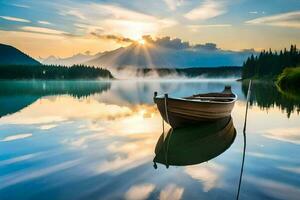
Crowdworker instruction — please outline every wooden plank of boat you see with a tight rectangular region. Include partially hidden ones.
[153,86,237,128]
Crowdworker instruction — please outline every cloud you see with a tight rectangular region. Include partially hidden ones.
[188,24,232,32]
[64,9,86,20]
[193,43,218,51]
[249,11,258,14]
[20,26,69,35]
[125,183,156,200]
[92,4,157,22]
[163,0,184,11]
[184,0,226,20]
[96,4,177,38]
[93,34,220,51]
[142,35,189,49]
[153,36,189,49]
[0,16,30,23]
[142,35,221,51]
[74,23,104,33]
[246,11,300,28]
[38,21,52,25]
[91,33,134,44]
[58,2,176,39]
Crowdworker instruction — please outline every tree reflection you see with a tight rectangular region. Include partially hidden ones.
[242,81,300,117]
[0,81,111,117]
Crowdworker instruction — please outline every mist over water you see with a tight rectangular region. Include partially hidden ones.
[110,67,241,80]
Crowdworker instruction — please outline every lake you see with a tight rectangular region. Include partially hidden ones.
[0,80,299,200]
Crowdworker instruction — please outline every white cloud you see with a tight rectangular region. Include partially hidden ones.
[58,2,177,39]
[184,0,226,20]
[64,9,86,20]
[125,183,156,200]
[94,4,155,21]
[38,21,52,25]
[0,133,32,142]
[0,16,30,23]
[40,124,57,130]
[188,24,231,31]
[249,11,258,14]
[246,11,300,28]
[20,26,68,35]
[163,0,184,11]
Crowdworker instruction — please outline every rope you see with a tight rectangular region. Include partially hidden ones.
[164,94,170,124]
[236,80,252,200]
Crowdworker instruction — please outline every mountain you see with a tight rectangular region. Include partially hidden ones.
[0,43,40,65]
[40,52,104,66]
[85,38,257,69]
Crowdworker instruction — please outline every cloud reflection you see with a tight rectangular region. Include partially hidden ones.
[0,133,32,142]
[0,159,81,190]
[159,184,184,200]
[263,128,300,145]
[245,176,300,199]
[125,183,156,200]
[185,162,225,192]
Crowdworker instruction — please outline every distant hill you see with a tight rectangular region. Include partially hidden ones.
[85,38,256,69]
[40,52,104,66]
[0,43,40,65]
[39,37,256,70]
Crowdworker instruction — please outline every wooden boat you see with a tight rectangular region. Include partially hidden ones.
[153,117,236,168]
[153,86,237,128]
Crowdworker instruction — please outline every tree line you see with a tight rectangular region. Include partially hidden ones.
[242,45,300,79]
[0,64,114,79]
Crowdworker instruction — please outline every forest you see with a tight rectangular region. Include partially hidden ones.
[242,45,300,79]
[0,64,114,79]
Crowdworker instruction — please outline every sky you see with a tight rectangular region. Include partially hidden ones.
[0,0,299,58]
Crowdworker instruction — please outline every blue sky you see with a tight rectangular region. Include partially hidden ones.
[0,0,299,57]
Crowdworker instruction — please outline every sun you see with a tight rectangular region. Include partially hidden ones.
[138,39,146,45]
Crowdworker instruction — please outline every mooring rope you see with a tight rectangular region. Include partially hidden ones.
[164,94,170,124]
[236,80,252,200]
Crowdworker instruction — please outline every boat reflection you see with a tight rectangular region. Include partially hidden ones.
[153,117,236,168]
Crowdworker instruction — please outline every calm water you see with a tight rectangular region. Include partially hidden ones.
[0,80,299,200]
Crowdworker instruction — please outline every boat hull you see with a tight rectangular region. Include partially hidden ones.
[154,96,236,128]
